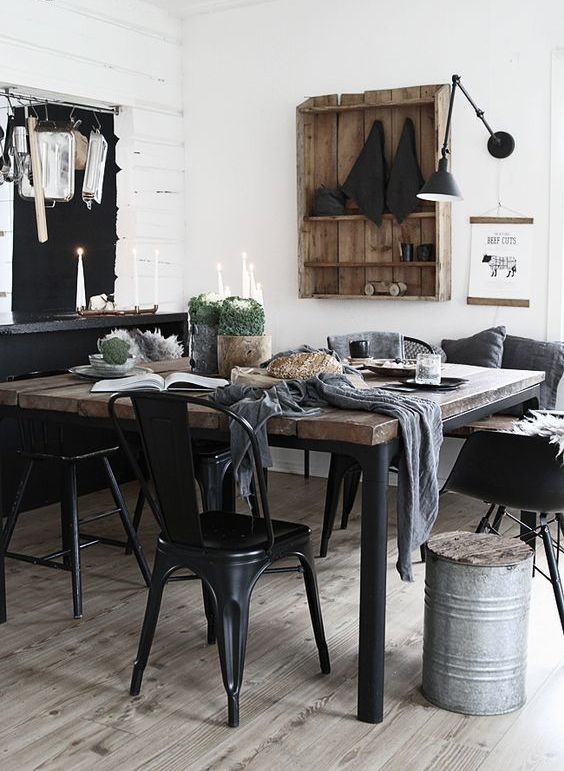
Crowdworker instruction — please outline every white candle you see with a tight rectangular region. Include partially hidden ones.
[224,285,231,297]
[76,247,86,311]
[249,262,257,300]
[241,252,250,298]
[154,249,159,307]
[217,262,225,297]
[133,248,139,308]
[256,281,264,306]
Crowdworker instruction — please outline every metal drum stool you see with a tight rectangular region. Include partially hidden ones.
[422,531,533,715]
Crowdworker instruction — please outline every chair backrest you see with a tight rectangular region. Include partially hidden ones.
[327,331,404,360]
[7,369,69,454]
[444,430,564,514]
[501,335,564,410]
[108,391,274,550]
[404,337,434,358]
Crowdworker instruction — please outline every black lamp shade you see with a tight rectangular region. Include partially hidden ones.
[417,157,463,202]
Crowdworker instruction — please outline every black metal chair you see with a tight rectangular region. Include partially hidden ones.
[0,371,152,622]
[443,430,564,635]
[319,337,436,557]
[109,391,330,728]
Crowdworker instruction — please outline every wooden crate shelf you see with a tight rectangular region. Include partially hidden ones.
[304,261,437,268]
[297,84,452,300]
[304,211,436,222]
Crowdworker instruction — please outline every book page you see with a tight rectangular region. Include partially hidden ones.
[163,372,229,390]
[91,373,165,393]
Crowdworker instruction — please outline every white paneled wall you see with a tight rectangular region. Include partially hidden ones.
[0,106,13,313]
[1,0,185,311]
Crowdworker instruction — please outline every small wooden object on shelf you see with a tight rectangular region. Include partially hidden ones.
[297,84,452,300]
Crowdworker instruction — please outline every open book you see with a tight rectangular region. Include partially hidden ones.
[91,371,229,393]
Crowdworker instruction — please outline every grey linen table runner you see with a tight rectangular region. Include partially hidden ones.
[214,373,443,581]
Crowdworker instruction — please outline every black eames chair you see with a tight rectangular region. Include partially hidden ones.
[443,430,564,635]
[109,391,330,728]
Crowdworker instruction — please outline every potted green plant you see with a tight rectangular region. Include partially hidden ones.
[188,293,224,374]
[217,296,271,378]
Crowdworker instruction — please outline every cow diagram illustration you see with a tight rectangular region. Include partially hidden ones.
[482,254,517,278]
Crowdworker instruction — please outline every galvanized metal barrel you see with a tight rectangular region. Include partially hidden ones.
[422,530,533,715]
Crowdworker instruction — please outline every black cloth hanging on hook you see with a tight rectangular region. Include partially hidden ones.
[342,120,387,225]
[386,118,424,223]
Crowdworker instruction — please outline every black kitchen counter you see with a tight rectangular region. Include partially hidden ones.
[0,309,189,514]
[0,311,188,335]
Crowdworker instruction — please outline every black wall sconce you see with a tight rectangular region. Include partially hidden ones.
[417,74,515,202]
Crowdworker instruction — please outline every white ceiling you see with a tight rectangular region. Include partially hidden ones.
[146,0,274,17]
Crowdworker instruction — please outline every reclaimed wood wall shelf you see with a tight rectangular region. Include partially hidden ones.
[304,211,436,222]
[297,84,452,300]
[312,294,440,301]
[304,261,437,268]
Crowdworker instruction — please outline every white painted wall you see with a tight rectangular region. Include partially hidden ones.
[181,0,564,476]
[182,0,564,342]
[0,0,185,311]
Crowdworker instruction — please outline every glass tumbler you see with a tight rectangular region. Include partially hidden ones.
[415,353,441,385]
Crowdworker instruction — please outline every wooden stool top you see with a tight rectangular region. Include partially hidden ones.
[427,531,533,567]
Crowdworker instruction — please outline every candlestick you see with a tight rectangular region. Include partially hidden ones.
[217,262,225,297]
[76,247,86,311]
[133,248,139,309]
[255,281,264,306]
[241,251,250,298]
[154,249,159,307]
[249,262,257,300]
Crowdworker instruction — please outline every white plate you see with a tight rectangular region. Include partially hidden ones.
[69,365,153,381]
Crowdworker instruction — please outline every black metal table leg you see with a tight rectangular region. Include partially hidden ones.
[520,511,537,552]
[356,441,392,724]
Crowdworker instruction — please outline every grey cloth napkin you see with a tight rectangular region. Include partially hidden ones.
[214,371,443,581]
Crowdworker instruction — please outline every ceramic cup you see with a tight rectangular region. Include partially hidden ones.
[400,243,414,262]
[349,339,369,358]
[416,243,434,262]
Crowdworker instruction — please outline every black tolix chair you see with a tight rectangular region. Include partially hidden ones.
[0,370,151,623]
[443,430,564,635]
[109,391,330,728]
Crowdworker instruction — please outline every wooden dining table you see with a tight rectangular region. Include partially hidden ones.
[0,359,544,724]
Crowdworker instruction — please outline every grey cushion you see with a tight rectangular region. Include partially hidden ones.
[502,335,564,409]
[327,331,404,360]
[442,326,506,368]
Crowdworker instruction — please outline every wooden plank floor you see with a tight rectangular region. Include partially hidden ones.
[0,473,562,770]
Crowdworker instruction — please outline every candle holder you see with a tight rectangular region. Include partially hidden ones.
[78,305,159,317]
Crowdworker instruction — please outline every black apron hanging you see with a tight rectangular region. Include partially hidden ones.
[386,118,424,223]
[342,120,387,226]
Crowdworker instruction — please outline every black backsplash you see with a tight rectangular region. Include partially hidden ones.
[11,106,118,313]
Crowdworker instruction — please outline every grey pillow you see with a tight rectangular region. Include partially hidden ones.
[502,335,564,409]
[442,326,506,368]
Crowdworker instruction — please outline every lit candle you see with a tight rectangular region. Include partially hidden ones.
[154,249,159,307]
[76,247,86,311]
[249,262,257,300]
[132,248,139,309]
[224,285,231,297]
[241,252,250,298]
[217,263,225,297]
[255,281,264,306]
